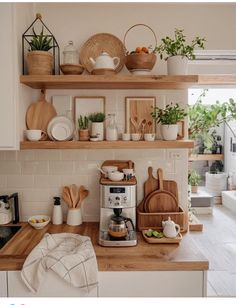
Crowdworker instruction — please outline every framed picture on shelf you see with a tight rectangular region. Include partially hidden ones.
[125,97,156,133]
[52,95,73,116]
[74,96,106,125]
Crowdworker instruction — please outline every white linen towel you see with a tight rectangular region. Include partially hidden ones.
[21,233,98,294]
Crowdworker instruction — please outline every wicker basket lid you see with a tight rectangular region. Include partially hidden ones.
[79,33,126,73]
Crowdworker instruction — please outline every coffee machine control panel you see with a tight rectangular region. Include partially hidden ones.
[101,185,136,209]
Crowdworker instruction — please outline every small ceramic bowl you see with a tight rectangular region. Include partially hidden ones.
[28,215,50,230]
[122,168,134,175]
[131,133,141,141]
[102,166,118,173]
[108,171,124,181]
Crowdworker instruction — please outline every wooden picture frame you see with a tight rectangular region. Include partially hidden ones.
[51,95,73,116]
[125,97,156,133]
[177,120,185,140]
[73,96,106,125]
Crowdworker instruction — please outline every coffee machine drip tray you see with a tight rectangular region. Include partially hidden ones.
[99,230,137,247]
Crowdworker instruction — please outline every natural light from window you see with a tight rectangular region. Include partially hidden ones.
[188,89,236,105]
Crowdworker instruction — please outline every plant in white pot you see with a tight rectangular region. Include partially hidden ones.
[88,112,105,141]
[27,27,53,75]
[188,170,201,193]
[155,29,206,75]
[151,103,187,140]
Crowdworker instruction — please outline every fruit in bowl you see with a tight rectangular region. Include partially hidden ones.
[130,46,150,54]
[28,215,50,230]
[125,46,156,71]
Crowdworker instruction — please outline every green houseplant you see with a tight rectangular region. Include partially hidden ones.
[27,27,53,75]
[88,112,106,141]
[151,103,187,140]
[155,28,206,75]
[78,115,89,141]
[188,170,201,193]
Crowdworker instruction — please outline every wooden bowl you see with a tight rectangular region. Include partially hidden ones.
[60,64,84,75]
[125,53,157,71]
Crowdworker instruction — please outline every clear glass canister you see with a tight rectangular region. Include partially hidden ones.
[106,113,118,141]
[63,41,79,64]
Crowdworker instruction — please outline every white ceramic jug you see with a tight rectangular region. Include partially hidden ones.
[89,51,120,70]
[162,217,180,238]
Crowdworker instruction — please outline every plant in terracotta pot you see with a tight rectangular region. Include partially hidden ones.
[88,112,105,141]
[188,170,201,193]
[155,28,206,75]
[27,27,53,75]
[78,115,89,141]
[151,103,187,140]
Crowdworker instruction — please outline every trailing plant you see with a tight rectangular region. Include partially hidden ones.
[155,28,206,60]
[151,103,187,125]
[78,115,89,130]
[29,27,53,51]
[188,170,201,186]
[88,112,105,123]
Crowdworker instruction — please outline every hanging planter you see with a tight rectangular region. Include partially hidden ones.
[22,13,60,75]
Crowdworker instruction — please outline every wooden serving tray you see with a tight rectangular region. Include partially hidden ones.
[142,230,182,244]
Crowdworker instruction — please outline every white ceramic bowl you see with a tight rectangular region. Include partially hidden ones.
[28,215,50,230]
[122,168,134,175]
[108,171,124,181]
[102,166,118,173]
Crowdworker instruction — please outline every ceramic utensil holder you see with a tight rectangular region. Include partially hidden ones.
[66,208,82,226]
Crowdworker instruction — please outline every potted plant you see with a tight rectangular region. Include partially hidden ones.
[188,170,201,193]
[78,115,89,141]
[151,103,187,140]
[206,161,227,196]
[155,28,206,75]
[88,112,105,141]
[27,27,53,75]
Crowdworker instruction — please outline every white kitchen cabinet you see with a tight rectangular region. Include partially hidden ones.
[0,3,17,150]
[98,271,207,297]
[0,271,8,297]
[7,270,97,297]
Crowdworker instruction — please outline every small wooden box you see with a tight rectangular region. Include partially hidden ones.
[137,201,187,232]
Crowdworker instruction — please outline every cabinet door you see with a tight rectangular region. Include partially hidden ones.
[8,271,97,297]
[0,4,17,149]
[0,271,7,297]
[98,271,205,297]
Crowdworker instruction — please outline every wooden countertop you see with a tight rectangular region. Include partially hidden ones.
[0,222,209,271]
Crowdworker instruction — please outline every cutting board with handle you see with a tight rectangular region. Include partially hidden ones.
[25,92,57,136]
[143,168,179,213]
[144,167,158,198]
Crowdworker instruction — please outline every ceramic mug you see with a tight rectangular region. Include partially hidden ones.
[25,129,46,141]
[131,133,141,141]
[122,133,131,141]
[144,133,155,141]
[67,208,82,226]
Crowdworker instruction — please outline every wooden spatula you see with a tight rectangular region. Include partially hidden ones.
[69,184,80,208]
[76,185,89,209]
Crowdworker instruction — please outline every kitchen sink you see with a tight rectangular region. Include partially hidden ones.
[0,225,21,249]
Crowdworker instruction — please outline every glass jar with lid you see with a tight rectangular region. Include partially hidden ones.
[106,113,118,141]
[63,41,78,64]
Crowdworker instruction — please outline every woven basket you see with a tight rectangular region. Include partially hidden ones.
[124,24,157,72]
[27,51,53,75]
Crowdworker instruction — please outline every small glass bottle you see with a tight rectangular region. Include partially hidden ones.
[52,196,63,225]
[106,113,118,141]
[63,41,78,64]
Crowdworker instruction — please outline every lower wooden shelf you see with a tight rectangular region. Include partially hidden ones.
[189,154,224,161]
[20,140,194,150]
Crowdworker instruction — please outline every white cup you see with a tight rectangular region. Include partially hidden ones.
[25,129,46,141]
[131,133,141,141]
[144,133,155,141]
[122,133,131,141]
[66,208,82,226]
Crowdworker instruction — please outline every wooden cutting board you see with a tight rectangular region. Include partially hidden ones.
[25,93,57,135]
[144,167,158,198]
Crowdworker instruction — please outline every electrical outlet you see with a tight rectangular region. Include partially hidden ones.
[168,152,182,160]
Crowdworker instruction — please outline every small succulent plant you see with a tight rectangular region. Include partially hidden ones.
[29,27,53,51]
[78,115,89,130]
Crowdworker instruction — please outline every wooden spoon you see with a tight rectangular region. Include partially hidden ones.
[76,186,89,209]
[141,119,147,138]
[147,121,153,133]
[70,184,80,208]
[130,117,138,133]
[62,186,73,208]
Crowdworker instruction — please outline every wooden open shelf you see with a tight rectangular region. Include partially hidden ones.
[20,140,194,150]
[20,74,236,90]
[189,154,224,161]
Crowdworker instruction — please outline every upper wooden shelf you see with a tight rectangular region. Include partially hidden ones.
[20,74,236,90]
[20,140,194,150]
[189,154,224,161]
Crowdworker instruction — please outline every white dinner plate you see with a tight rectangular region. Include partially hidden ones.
[47,116,75,141]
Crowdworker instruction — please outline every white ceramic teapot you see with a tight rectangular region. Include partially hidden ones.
[162,217,180,238]
[89,51,120,70]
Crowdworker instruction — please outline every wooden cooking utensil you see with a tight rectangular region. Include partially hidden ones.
[141,119,147,137]
[62,186,73,208]
[76,186,89,209]
[25,92,57,137]
[147,121,152,133]
[143,168,178,213]
[69,184,80,208]
[130,117,138,133]
[144,167,158,198]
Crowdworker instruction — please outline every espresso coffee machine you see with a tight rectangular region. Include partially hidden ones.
[99,161,137,247]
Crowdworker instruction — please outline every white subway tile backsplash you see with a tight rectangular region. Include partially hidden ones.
[22,189,52,202]
[0,161,21,174]
[34,175,61,188]
[86,149,115,161]
[17,150,35,161]
[4,151,17,161]
[21,161,49,175]
[20,201,53,220]
[7,175,34,188]
[0,175,7,188]
[0,152,5,161]
[60,149,87,161]
[49,161,74,174]
[35,150,61,161]
[60,175,89,188]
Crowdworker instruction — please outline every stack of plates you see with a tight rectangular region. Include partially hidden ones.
[47,116,75,141]
[130,69,152,75]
